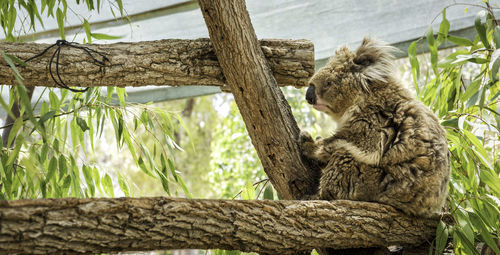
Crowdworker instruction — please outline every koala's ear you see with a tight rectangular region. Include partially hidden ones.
[352,37,397,85]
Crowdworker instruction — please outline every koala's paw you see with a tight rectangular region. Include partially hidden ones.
[299,131,317,158]
[299,130,314,143]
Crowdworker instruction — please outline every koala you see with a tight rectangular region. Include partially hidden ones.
[300,38,450,217]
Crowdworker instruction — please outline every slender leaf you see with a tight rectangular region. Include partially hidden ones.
[475,10,491,49]
[56,8,65,39]
[102,173,114,197]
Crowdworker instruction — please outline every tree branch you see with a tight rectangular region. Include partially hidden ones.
[0,197,438,254]
[198,0,317,202]
[0,39,314,88]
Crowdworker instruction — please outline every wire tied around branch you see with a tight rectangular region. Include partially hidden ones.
[24,39,109,93]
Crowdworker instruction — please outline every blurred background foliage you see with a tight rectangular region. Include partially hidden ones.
[0,1,499,255]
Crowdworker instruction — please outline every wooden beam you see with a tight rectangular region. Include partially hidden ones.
[0,39,314,88]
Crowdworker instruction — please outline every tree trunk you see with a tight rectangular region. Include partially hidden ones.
[0,39,313,88]
[0,197,438,255]
[199,0,317,202]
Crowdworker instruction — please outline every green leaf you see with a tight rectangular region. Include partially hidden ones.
[3,53,27,67]
[241,181,256,200]
[6,136,23,167]
[75,117,89,132]
[39,110,56,124]
[446,35,474,46]
[82,165,95,197]
[83,19,92,44]
[115,0,124,16]
[408,41,420,91]
[137,157,153,176]
[2,51,24,79]
[102,173,114,197]
[58,156,67,180]
[460,79,482,102]
[115,87,126,106]
[155,169,170,195]
[436,9,450,44]
[490,49,500,81]
[462,129,492,169]
[48,91,60,110]
[0,95,15,119]
[176,176,192,198]
[469,212,500,255]
[451,55,488,65]
[7,5,16,37]
[46,156,58,181]
[493,26,500,48]
[426,26,438,75]
[263,184,274,200]
[480,169,500,196]
[455,227,481,255]
[91,33,123,40]
[224,251,241,255]
[56,8,65,40]
[106,86,114,102]
[122,129,137,163]
[475,10,491,49]
[118,173,130,196]
[61,175,71,194]
[92,167,103,195]
[7,117,23,148]
[434,220,448,255]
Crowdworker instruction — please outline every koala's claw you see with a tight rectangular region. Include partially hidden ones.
[299,131,314,144]
[299,131,318,161]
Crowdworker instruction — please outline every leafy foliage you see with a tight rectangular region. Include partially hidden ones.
[0,0,188,200]
[208,96,266,199]
[409,5,500,255]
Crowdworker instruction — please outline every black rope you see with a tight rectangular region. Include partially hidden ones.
[24,40,109,93]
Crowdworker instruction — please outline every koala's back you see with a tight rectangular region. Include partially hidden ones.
[378,92,449,216]
[321,85,450,216]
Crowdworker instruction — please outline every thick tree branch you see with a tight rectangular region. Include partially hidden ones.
[0,197,438,254]
[0,39,313,88]
[199,0,317,201]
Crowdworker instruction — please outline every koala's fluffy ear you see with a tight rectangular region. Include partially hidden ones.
[353,37,397,88]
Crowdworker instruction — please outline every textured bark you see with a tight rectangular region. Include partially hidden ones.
[0,197,438,254]
[199,0,317,202]
[0,39,313,88]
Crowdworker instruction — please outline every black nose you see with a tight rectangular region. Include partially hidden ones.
[306,85,316,105]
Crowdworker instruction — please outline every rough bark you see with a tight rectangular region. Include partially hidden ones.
[199,0,317,202]
[0,197,438,255]
[0,39,313,88]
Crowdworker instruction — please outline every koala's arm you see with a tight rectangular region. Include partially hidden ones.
[300,118,395,167]
[333,119,395,166]
[299,131,333,166]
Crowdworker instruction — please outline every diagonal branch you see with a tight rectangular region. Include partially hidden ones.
[198,0,317,201]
